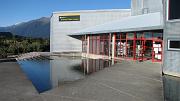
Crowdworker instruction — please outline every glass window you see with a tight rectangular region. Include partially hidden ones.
[100,35,104,40]
[168,39,180,50]
[121,33,126,39]
[127,33,134,39]
[96,36,100,40]
[93,36,97,40]
[101,34,109,40]
[89,36,93,39]
[170,41,180,48]
[116,34,121,39]
[89,39,93,53]
[136,33,143,38]
[169,0,180,20]
[144,32,152,38]
[153,33,162,39]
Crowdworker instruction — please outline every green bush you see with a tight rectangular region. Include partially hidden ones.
[0,34,50,58]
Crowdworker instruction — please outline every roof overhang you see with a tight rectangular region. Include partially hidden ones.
[69,12,163,37]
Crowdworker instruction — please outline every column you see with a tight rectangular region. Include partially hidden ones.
[112,33,115,65]
[87,35,90,58]
[112,33,116,59]
[109,33,111,59]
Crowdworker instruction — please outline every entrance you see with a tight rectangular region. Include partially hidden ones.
[114,31,163,62]
[135,39,145,61]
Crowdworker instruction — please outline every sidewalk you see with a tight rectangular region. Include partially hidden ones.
[41,61,163,101]
[0,62,43,101]
[0,61,163,101]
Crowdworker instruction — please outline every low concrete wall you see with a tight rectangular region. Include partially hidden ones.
[52,52,82,57]
[82,53,110,60]
[16,52,41,60]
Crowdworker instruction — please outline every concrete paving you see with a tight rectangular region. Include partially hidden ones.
[0,61,163,101]
[0,62,43,101]
[41,60,163,101]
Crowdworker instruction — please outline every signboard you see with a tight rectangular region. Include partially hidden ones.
[59,15,80,21]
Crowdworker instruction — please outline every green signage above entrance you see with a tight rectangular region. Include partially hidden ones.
[59,15,80,21]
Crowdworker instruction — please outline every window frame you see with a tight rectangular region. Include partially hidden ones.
[167,39,180,51]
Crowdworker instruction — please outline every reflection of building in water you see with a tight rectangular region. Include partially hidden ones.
[50,57,83,88]
[49,57,112,88]
[81,59,112,74]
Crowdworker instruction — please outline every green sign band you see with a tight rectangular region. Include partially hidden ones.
[59,15,80,21]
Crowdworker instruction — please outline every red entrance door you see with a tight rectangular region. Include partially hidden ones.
[135,39,145,61]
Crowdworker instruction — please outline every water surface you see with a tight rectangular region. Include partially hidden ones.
[18,56,112,93]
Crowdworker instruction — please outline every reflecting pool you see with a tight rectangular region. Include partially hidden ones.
[18,56,112,93]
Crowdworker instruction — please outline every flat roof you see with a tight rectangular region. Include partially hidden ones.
[53,9,131,14]
[70,12,163,36]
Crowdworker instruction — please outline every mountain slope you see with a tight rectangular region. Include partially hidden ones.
[0,17,50,38]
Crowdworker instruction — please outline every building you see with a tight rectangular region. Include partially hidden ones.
[50,9,131,52]
[70,12,163,62]
[131,0,162,16]
[162,0,180,77]
[67,0,163,62]
[51,0,164,62]
[50,0,180,77]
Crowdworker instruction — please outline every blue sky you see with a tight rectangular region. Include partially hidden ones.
[0,0,131,27]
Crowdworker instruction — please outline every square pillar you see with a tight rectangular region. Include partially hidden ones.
[86,35,90,57]
[109,33,112,59]
[111,33,116,65]
[112,33,115,59]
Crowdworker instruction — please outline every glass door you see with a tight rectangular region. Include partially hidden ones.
[135,39,144,61]
[144,40,153,60]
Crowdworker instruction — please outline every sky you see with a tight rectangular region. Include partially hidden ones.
[0,0,131,27]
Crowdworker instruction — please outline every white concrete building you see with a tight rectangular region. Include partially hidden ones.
[50,9,131,52]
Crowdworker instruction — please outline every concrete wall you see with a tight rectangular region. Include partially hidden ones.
[163,0,180,77]
[50,9,131,52]
[131,0,163,15]
[163,75,180,101]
